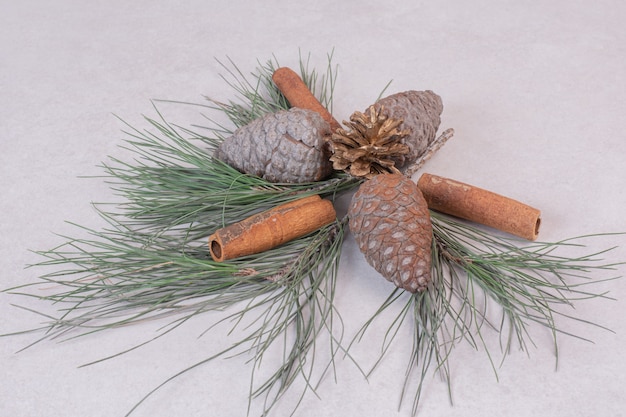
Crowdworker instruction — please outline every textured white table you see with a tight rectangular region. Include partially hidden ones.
[2,1,625,416]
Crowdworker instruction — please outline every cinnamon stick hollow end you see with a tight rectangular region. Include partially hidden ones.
[417,173,541,241]
[208,195,337,262]
[208,233,226,262]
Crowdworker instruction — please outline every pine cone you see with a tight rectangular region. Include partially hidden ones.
[214,108,333,183]
[329,105,410,179]
[368,90,443,171]
[348,173,432,292]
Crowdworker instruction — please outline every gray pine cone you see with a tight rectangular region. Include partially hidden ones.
[368,90,443,171]
[214,108,333,183]
[348,173,432,293]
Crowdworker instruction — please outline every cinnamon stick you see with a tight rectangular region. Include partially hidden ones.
[417,173,541,240]
[272,67,342,133]
[208,195,337,262]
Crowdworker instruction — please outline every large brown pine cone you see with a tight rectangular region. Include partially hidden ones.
[368,90,443,171]
[348,173,432,292]
[214,108,333,183]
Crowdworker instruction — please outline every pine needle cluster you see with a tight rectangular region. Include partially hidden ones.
[8,52,357,416]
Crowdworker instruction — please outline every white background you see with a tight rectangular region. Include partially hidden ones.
[2,1,626,416]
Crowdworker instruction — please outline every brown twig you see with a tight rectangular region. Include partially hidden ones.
[404,128,455,177]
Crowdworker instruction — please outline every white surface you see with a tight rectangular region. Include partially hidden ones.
[2,1,626,416]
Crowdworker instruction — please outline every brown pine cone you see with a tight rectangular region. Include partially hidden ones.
[368,90,443,171]
[214,108,333,183]
[348,173,432,292]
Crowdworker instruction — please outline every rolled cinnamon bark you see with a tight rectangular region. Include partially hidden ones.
[208,195,337,262]
[272,67,342,133]
[417,173,541,240]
